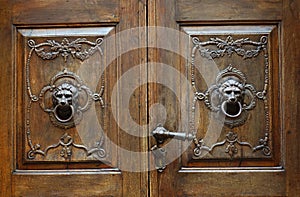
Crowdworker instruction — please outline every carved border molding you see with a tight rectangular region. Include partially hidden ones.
[25,37,106,161]
[191,35,267,60]
[193,131,271,159]
[27,37,103,62]
[27,133,106,160]
[26,38,104,102]
[190,35,271,158]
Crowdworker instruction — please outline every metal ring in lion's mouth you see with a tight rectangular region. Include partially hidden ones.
[221,101,242,118]
[53,104,74,123]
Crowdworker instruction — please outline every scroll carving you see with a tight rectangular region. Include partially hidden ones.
[25,37,106,160]
[27,133,106,160]
[193,131,271,159]
[190,35,271,158]
[27,38,103,62]
[192,35,267,59]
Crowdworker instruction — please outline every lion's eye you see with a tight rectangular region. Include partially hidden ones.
[234,90,241,94]
[65,94,72,98]
[225,90,232,94]
[56,93,63,98]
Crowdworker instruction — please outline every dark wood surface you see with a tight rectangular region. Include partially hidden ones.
[1,0,148,196]
[176,0,282,21]
[149,0,299,196]
[283,0,300,196]
[0,1,13,197]
[0,0,299,196]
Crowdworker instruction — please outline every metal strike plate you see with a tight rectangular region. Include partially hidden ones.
[151,145,167,172]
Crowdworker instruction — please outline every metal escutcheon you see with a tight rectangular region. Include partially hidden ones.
[151,125,195,172]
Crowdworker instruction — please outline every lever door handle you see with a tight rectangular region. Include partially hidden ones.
[151,125,195,144]
[151,125,195,172]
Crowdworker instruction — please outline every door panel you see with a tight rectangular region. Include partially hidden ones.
[181,25,280,166]
[1,0,148,196]
[17,27,115,168]
[148,0,298,196]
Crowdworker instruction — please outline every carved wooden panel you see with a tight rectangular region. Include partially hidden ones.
[181,25,280,167]
[16,27,116,169]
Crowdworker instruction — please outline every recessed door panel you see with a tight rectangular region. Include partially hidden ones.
[17,27,116,169]
[181,25,280,167]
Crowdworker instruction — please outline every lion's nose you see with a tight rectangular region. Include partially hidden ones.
[229,92,236,102]
[60,96,67,105]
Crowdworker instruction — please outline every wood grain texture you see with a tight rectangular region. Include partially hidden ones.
[149,0,289,196]
[283,0,300,195]
[7,0,148,196]
[1,0,299,196]
[117,0,148,196]
[13,0,119,24]
[148,0,182,196]
[16,28,114,167]
[0,2,13,197]
[176,0,283,22]
[12,171,122,197]
[176,169,286,196]
[181,25,281,166]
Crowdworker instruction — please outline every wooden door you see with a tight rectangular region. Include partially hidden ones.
[0,0,148,196]
[1,0,300,197]
[148,0,300,196]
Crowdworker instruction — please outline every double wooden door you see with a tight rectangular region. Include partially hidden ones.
[1,0,299,196]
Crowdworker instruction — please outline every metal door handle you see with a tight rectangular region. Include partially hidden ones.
[151,125,195,172]
[152,125,195,144]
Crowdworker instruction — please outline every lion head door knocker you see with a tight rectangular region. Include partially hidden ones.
[52,82,79,123]
[204,65,257,128]
[39,69,93,129]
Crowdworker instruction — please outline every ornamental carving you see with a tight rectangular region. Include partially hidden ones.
[192,35,267,59]
[195,65,257,128]
[25,37,106,160]
[190,34,271,158]
[38,69,103,129]
[28,133,106,160]
[193,131,271,159]
[27,37,103,62]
